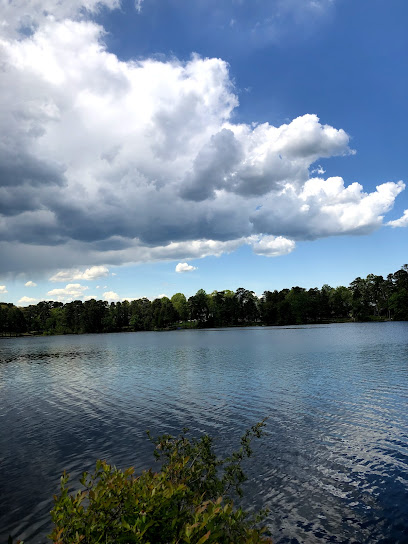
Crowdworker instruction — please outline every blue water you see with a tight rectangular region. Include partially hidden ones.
[1,323,408,543]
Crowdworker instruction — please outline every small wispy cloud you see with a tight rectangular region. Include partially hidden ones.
[0,286,8,294]
[25,280,37,287]
[311,164,326,175]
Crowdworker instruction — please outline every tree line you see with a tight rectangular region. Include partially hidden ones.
[1,266,407,336]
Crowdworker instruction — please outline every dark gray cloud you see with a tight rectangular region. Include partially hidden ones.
[0,184,45,216]
[180,129,242,201]
[0,151,64,188]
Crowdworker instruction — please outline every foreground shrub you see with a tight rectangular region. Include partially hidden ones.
[11,421,271,543]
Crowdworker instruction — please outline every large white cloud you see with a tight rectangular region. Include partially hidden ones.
[0,5,404,277]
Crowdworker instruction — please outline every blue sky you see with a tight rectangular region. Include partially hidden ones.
[0,0,407,304]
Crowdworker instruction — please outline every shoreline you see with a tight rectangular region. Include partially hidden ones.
[0,318,397,339]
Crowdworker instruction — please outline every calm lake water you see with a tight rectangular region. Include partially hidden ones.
[1,323,408,543]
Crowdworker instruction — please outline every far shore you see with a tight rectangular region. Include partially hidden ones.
[0,317,397,340]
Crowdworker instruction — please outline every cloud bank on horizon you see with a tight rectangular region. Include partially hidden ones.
[0,0,406,279]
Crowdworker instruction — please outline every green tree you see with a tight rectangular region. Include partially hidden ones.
[392,265,408,291]
[64,300,84,334]
[171,293,189,321]
[47,422,271,544]
[235,288,259,324]
[389,289,408,320]
[207,291,234,327]
[365,274,387,317]
[81,299,109,333]
[349,277,370,320]
[45,307,67,334]
[329,286,352,319]
[189,289,209,324]
[151,298,164,328]
[285,287,309,324]
[160,296,178,327]
[1,304,26,334]
[32,301,54,331]
[260,290,283,325]
[130,298,152,331]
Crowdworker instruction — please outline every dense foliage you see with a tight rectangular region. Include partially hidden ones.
[1,266,407,336]
[10,422,271,544]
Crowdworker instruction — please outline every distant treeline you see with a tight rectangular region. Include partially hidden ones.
[1,266,407,336]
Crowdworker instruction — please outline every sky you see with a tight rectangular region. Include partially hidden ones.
[0,0,407,305]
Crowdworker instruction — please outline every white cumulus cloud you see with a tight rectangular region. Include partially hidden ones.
[0,285,8,293]
[175,262,198,273]
[248,235,296,257]
[81,266,110,280]
[387,209,408,228]
[25,280,37,287]
[47,283,89,301]
[18,295,37,304]
[49,266,109,282]
[103,290,121,302]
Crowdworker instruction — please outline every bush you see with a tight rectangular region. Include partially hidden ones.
[10,421,271,543]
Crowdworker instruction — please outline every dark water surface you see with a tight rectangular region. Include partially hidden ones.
[1,323,408,543]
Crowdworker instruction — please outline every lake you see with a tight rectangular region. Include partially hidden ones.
[1,323,408,543]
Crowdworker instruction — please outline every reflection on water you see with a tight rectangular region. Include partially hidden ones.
[1,323,408,543]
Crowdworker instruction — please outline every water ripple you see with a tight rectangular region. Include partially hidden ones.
[1,323,408,543]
